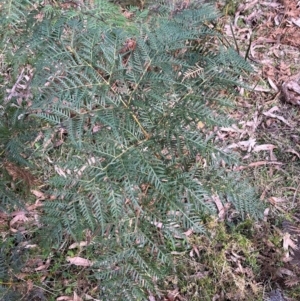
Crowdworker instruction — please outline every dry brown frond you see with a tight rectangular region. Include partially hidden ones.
[4,161,39,188]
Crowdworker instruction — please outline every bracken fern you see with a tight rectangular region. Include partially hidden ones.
[1,0,263,299]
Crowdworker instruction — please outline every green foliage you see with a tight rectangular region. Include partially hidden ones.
[0,234,28,301]
[0,0,264,299]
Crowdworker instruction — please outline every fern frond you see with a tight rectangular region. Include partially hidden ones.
[0,1,263,299]
[182,64,204,82]
[0,0,32,27]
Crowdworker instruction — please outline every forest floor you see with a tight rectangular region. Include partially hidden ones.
[194,0,300,300]
[160,0,300,300]
[1,1,300,300]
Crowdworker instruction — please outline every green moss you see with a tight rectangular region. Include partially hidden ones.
[165,219,266,300]
[223,0,239,16]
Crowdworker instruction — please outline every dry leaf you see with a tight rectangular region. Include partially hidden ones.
[24,244,38,249]
[31,190,46,200]
[74,292,83,301]
[260,2,281,7]
[54,165,67,178]
[26,201,43,211]
[35,264,49,271]
[291,18,300,27]
[152,221,163,229]
[263,110,292,127]
[38,258,50,271]
[283,232,298,251]
[4,161,38,187]
[248,161,282,167]
[220,124,244,133]
[212,294,220,301]
[277,267,295,276]
[235,161,283,170]
[68,241,89,249]
[251,85,271,92]
[264,208,270,221]
[66,256,93,267]
[239,111,261,135]
[197,121,205,129]
[268,197,286,205]
[192,245,200,258]
[212,194,226,220]
[92,124,102,133]
[286,149,300,159]
[253,144,276,152]
[167,288,181,301]
[184,229,193,237]
[56,296,73,301]
[148,295,156,301]
[84,294,101,301]
[270,148,277,161]
[34,12,44,22]
[285,277,300,287]
[10,212,28,226]
[227,138,256,152]
[282,80,300,105]
[122,10,134,19]
[267,77,279,92]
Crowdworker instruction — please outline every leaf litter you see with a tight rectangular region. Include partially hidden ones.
[213,0,300,298]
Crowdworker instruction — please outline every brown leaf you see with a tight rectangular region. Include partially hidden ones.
[211,194,226,220]
[24,244,38,249]
[285,277,300,287]
[54,165,67,178]
[167,288,181,301]
[4,161,38,187]
[34,12,44,22]
[119,38,136,54]
[10,212,28,227]
[66,256,93,267]
[26,201,43,211]
[73,292,83,301]
[250,85,271,92]
[286,149,300,159]
[56,296,73,301]
[227,138,256,152]
[291,17,300,27]
[31,190,46,200]
[84,294,101,301]
[192,245,200,258]
[277,267,295,276]
[263,107,292,126]
[212,294,220,301]
[234,161,283,170]
[267,77,279,92]
[34,258,50,271]
[253,144,276,152]
[68,241,89,249]
[264,208,270,221]
[148,294,156,301]
[268,197,286,205]
[282,80,300,105]
[283,232,298,251]
[183,229,193,237]
[122,10,134,19]
[35,264,49,271]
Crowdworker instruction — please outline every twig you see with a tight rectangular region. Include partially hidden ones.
[5,68,25,104]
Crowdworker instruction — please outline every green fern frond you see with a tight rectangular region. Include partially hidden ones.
[0,0,32,27]
[0,1,264,299]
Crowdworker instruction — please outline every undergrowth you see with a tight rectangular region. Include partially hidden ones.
[0,0,274,300]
